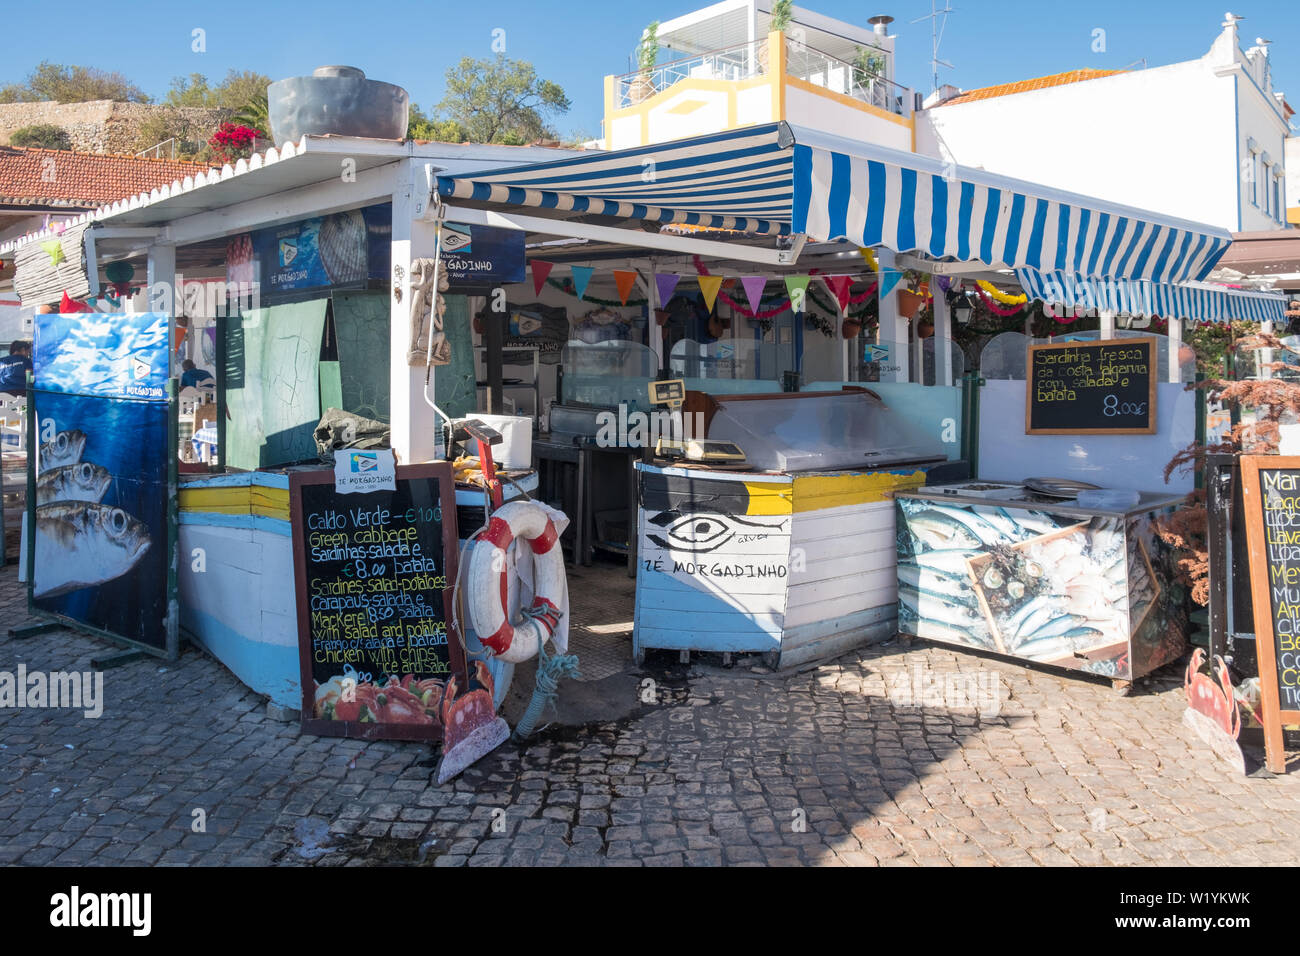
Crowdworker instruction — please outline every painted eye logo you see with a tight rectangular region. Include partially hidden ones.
[647,510,777,554]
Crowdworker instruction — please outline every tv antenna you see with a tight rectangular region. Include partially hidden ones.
[911,0,955,94]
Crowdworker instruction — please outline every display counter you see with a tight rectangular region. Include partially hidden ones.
[177,466,537,709]
[895,482,1188,685]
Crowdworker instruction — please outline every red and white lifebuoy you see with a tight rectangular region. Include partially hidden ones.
[466,501,566,664]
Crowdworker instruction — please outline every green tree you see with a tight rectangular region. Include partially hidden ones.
[436,55,570,144]
[407,103,467,143]
[9,124,72,150]
[0,61,149,103]
[165,69,270,111]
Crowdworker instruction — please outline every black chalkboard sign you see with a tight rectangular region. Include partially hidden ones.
[1242,456,1300,773]
[1026,337,1158,435]
[289,463,465,740]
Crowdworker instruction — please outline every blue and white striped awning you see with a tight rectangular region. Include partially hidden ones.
[1016,268,1288,324]
[436,122,1233,285]
[436,125,794,236]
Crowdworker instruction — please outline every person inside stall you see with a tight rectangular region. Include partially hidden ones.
[0,340,33,396]
[180,359,214,390]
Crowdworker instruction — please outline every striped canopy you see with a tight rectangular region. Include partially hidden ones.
[1016,268,1287,324]
[436,122,1234,286]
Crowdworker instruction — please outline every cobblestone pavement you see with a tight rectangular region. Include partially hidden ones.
[3,564,1300,867]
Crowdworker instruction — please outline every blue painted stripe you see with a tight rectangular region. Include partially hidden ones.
[825,150,851,246]
[1002,193,1026,267]
[864,160,886,245]
[930,174,948,257]
[1025,198,1048,270]
[1072,207,1091,274]
[979,188,1001,264]
[956,182,975,260]
[897,166,917,250]
[1055,204,1072,272]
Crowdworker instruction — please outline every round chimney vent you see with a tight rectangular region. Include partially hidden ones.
[267,66,409,146]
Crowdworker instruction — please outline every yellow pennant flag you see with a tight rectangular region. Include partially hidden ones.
[698,274,724,313]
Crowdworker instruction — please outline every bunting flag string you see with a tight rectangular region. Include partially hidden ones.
[613,269,638,305]
[697,275,724,313]
[739,276,767,315]
[876,268,904,300]
[570,265,594,302]
[654,272,680,306]
[530,260,554,296]
[822,275,854,313]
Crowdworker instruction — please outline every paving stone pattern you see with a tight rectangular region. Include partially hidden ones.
[2,565,1298,867]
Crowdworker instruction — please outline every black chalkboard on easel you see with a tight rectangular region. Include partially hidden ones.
[289,462,465,740]
[1026,337,1158,435]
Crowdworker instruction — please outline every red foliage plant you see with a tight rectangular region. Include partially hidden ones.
[207,122,262,165]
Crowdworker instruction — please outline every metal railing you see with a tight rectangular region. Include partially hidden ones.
[785,42,911,118]
[616,39,766,108]
[136,138,178,160]
[613,37,911,118]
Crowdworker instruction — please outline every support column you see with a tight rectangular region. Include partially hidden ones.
[876,248,908,382]
[147,243,177,377]
[389,171,439,464]
[933,290,953,386]
[1168,315,1184,383]
[1099,309,1116,339]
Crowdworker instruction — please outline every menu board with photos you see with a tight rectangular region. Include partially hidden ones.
[1026,337,1157,435]
[290,463,466,740]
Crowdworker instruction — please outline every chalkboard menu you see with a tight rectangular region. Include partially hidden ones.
[1242,455,1300,773]
[289,463,465,740]
[1026,337,1157,435]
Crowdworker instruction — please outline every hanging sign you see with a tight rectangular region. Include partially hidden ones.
[290,463,469,740]
[1025,337,1157,435]
[253,204,391,292]
[1241,455,1300,773]
[439,223,525,291]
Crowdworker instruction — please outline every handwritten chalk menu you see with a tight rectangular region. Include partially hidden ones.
[1242,456,1300,773]
[289,463,465,740]
[1026,337,1157,435]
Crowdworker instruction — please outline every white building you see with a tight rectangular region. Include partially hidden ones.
[916,13,1293,234]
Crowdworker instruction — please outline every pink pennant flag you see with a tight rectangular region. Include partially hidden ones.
[823,274,854,313]
[655,272,680,306]
[739,276,767,315]
[531,260,554,296]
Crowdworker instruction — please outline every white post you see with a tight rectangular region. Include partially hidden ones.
[389,172,439,464]
[147,243,177,377]
[876,248,907,382]
[1099,309,1116,340]
[933,290,952,386]
[641,263,663,370]
[1168,315,1183,383]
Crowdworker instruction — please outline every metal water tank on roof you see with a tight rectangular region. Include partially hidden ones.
[267,66,409,146]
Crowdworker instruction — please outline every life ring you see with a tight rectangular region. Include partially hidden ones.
[465,501,566,664]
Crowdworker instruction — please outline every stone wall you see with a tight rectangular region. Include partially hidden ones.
[0,101,229,155]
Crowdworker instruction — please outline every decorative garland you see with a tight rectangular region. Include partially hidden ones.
[974,284,1026,317]
[545,276,648,307]
[975,279,1028,306]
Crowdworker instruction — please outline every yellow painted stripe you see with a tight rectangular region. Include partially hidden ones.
[742,480,793,515]
[791,471,927,513]
[180,485,290,519]
[785,76,914,129]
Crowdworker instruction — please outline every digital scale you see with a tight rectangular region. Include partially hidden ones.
[645,379,748,466]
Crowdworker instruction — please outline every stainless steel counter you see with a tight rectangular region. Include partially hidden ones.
[899,482,1186,519]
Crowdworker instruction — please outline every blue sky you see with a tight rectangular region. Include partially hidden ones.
[3,0,1297,139]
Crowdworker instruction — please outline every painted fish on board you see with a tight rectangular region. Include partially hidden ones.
[33,502,151,599]
[38,429,86,475]
[36,462,112,505]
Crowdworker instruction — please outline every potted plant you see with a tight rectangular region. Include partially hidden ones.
[897,269,930,319]
[851,46,887,99]
[757,0,794,73]
[628,22,660,104]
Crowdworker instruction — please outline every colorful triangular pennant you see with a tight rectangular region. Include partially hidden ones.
[530,260,554,296]
[783,275,811,312]
[877,268,904,300]
[570,266,594,301]
[823,275,854,313]
[41,240,65,267]
[613,270,638,305]
[697,275,723,313]
[739,276,767,315]
[655,272,680,306]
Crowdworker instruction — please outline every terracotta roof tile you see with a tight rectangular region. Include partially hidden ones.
[0,146,210,207]
[939,69,1125,106]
